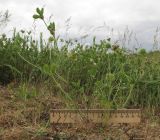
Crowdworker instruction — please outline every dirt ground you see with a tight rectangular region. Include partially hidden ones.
[0,86,160,140]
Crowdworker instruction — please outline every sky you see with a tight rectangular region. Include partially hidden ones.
[0,0,160,49]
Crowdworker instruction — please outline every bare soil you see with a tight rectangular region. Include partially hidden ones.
[0,86,160,140]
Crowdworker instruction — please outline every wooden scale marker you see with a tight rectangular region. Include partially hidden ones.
[50,109,141,124]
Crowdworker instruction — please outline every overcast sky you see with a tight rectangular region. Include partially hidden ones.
[1,0,160,49]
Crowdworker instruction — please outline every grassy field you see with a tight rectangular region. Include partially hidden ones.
[0,27,160,109]
[0,8,160,139]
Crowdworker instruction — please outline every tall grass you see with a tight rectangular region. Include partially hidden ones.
[0,8,160,109]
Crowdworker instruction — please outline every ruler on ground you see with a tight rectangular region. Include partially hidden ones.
[50,109,141,124]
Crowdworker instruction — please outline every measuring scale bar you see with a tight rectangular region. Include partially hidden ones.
[50,109,141,124]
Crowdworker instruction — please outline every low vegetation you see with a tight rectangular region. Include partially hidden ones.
[0,8,160,110]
